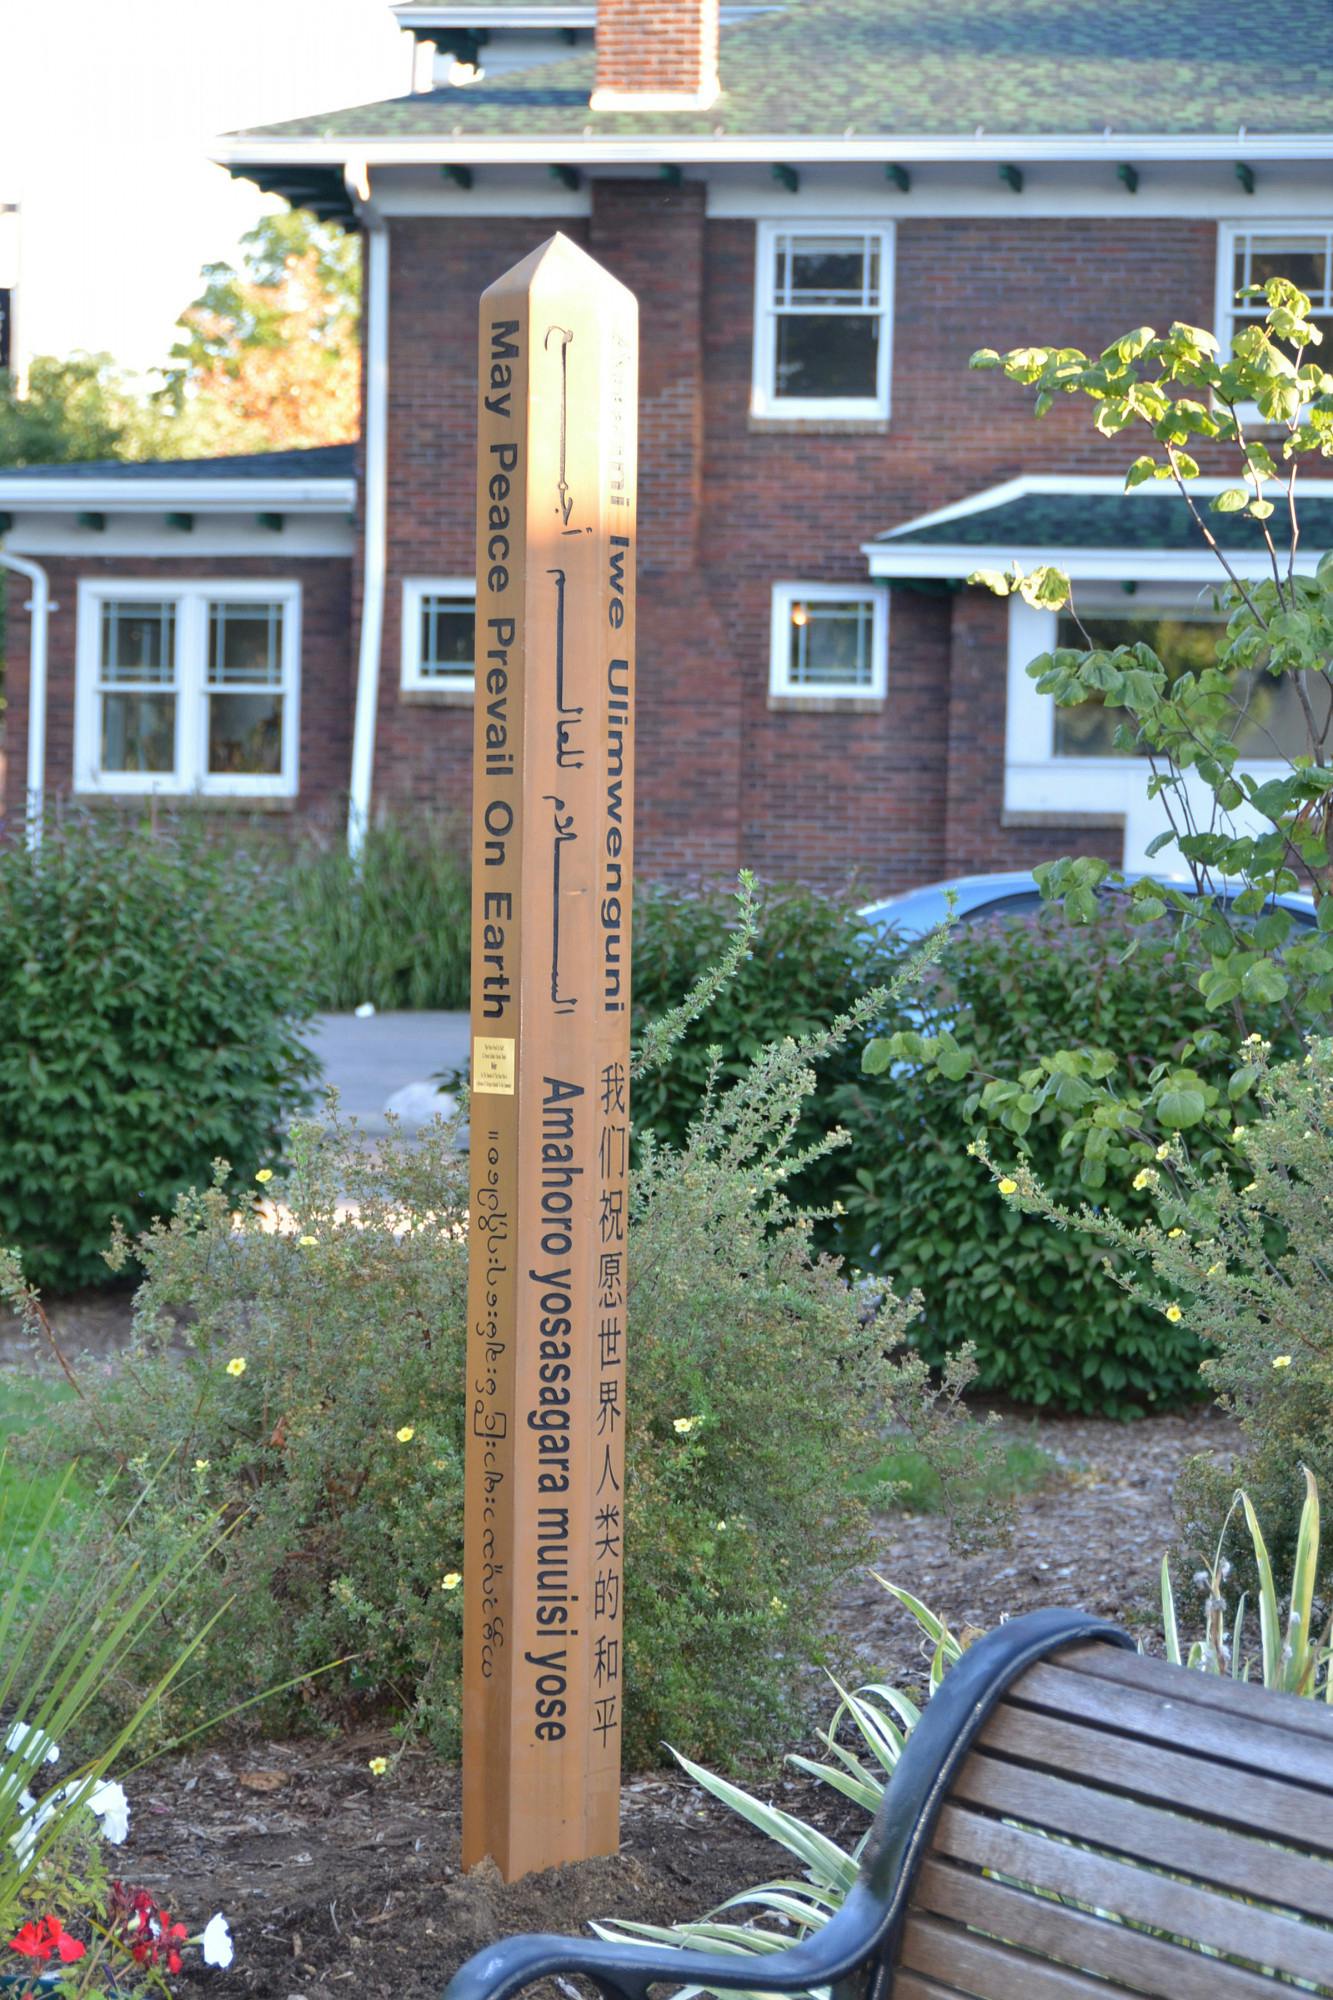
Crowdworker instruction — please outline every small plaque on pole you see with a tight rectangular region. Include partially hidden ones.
[463,234,638,1881]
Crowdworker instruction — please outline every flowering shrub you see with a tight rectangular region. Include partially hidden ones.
[31,924,993,1766]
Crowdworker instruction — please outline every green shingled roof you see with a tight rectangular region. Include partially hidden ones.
[878,488,1333,554]
[229,0,1333,145]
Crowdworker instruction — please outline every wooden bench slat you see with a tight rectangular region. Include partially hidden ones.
[895,1972,977,2000]
[954,1750,1333,1922]
[980,1703,1333,1854]
[913,1857,1299,2000]
[933,1802,1333,1984]
[1059,1645,1333,1744]
[1011,1661,1333,1790]
[901,1914,1147,2000]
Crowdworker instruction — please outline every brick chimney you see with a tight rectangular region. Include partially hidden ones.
[591,0,720,111]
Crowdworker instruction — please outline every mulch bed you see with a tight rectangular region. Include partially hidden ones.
[4,1296,1236,2000]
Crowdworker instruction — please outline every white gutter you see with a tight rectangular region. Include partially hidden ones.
[347,212,389,859]
[0,475,355,514]
[218,131,1333,170]
[863,544,1326,583]
[0,548,52,850]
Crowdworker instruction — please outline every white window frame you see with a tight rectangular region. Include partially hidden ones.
[74,577,301,798]
[1215,220,1333,422]
[751,221,894,421]
[400,576,477,694]
[768,581,888,701]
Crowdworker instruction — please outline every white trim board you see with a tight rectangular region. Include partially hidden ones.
[219,134,1333,170]
[0,475,356,515]
[866,544,1327,582]
[4,519,355,559]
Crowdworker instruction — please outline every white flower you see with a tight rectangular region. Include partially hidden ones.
[6,1721,59,1765]
[354,1002,376,1019]
[87,1778,130,1844]
[201,1913,234,1968]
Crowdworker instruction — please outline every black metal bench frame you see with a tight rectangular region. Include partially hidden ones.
[444,1607,1133,2000]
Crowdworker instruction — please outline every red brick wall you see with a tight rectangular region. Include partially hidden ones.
[2,555,352,831]
[595,0,718,100]
[366,202,1220,891]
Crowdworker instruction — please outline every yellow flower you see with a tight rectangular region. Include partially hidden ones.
[1167,1227,1184,1239]
[1231,1125,1246,1142]
[673,1416,697,1435]
[998,1178,1018,1197]
[1155,1143,1171,1161]
[396,1425,416,1443]
[298,1235,319,1248]
[194,1458,210,1471]
[770,1596,787,1614]
[226,1357,247,1378]
[1133,1169,1154,1191]
[1243,1182,1258,1195]
[1273,1354,1293,1370]
[255,1168,274,1185]
[1244,1032,1266,1048]
[1207,1263,1223,1276]
[368,1756,389,1776]
[716,1520,727,1532]
[440,1572,462,1591]
[1164,1303,1183,1323]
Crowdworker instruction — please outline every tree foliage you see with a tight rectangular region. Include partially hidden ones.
[869,278,1333,1188]
[163,212,360,453]
[0,354,173,466]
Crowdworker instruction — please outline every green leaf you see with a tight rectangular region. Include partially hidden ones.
[1124,455,1158,489]
[1157,1085,1208,1129]
[1210,488,1249,513]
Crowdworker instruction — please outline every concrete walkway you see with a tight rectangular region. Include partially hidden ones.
[304,1010,470,1135]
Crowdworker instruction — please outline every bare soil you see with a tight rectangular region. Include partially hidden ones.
[2,1299,1235,2000]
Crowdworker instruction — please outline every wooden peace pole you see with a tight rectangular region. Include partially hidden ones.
[462,234,638,1881]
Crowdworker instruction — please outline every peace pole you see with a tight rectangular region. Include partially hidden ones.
[462,235,638,1881]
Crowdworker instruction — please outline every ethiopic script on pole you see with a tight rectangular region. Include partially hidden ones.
[463,235,638,1883]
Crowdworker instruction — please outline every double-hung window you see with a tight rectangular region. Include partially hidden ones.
[769,582,888,702]
[1217,224,1333,419]
[401,577,476,694]
[76,580,299,796]
[752,223,893,420]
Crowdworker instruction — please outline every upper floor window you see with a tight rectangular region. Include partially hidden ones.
[75,580,299,797]
[402,577,476,694]
[752,223,894,421]
[769,582,888,701]
[1217,224,1333,371]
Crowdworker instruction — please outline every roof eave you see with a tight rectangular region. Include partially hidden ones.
[0,477,358,513]
[863,543,1325,582]
[217,130,1333,170]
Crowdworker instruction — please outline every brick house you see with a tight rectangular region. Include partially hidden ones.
[3,0,1332,889]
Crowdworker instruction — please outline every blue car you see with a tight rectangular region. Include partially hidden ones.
[860,870,1317,939]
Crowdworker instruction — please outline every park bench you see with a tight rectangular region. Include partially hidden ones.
[445,1605,1333,2000]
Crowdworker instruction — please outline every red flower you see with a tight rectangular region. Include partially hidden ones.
[8,1917,86,1965]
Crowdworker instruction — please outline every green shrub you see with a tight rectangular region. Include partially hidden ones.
[287,813,471,1011]
[0,817,317,1290]
[33,1051,921,1767]
[631,882,1277,1413]
[988,1034,1333,1589]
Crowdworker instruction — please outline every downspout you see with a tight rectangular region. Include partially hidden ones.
[0,546,52,851]
[347,189,389,859]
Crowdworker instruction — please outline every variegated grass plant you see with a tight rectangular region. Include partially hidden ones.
[600,1478,1328,1973]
